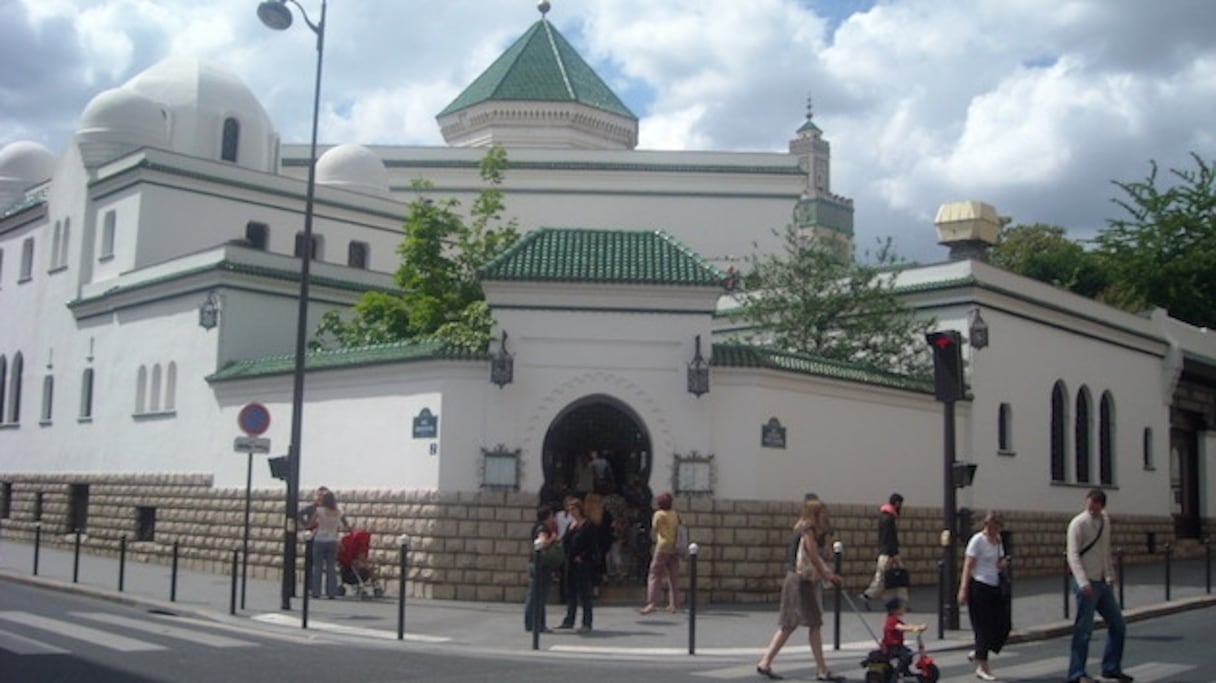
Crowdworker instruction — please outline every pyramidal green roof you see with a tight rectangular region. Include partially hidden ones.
[480,228,725,286]
[438,19,636,120]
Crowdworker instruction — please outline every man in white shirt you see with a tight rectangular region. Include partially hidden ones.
[1065,489,1132,683]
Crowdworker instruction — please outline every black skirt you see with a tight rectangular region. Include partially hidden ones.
[966,577,1011,656]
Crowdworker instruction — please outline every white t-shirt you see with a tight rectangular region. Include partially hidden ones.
[965,532,1003,587]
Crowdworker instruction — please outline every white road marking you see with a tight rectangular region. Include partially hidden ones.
[251,612,450,643]
[0,611,164,652]
[0,627,70,655]
[75,612,256,648]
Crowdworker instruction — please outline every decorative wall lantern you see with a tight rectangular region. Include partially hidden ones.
[969,308,989,350]
[490,330,514,388]
[687,334,710,398]
[198,290,220,330]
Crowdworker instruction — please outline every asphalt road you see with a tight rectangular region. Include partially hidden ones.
[3,580,1214,682]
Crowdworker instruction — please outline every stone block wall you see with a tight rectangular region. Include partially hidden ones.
[0,473,1206,604]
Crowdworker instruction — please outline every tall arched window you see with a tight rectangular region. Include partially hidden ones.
[136,365,147,413]
[8,352,23,423]
[0,354,7,421]
[149,364,162,412]
[1050,381,1067,482]
[60,217,71,268]
[221,117,240,162]
[80,368,94,419]
[101,210,116,258]
[51,221,62,268]
[1099,392,1115,485]
[1143,427,1154,470]
[998,403,1013,452]
[1075,387,1092,483]
[40,375,53,422]
[164,362,177,411]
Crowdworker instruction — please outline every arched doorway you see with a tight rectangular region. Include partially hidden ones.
[541,395,654,585]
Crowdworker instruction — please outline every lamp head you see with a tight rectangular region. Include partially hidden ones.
[257,0,293,30]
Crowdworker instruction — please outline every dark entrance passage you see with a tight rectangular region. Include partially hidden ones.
[541,396,654,587]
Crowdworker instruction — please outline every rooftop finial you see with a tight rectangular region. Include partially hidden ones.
[805,93,814,121]
[538,0,551,18]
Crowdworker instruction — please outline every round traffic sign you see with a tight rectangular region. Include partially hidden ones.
[238,402,271,436]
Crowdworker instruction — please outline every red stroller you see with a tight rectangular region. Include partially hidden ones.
[337,530,384,599]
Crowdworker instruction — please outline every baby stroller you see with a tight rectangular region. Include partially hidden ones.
[337,530,384,599]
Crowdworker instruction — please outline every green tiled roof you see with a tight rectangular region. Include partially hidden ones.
[796,117,822,134]
[438,19,635,120]
[711,343,933,394]
[480,228,725,286]
[208,338,483,382]
[1,186,49,219]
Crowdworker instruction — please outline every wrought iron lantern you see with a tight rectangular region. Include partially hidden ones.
[490,330,514,389]
[198,290,220,330]
[687,334,710,398]
[969,308,989,350]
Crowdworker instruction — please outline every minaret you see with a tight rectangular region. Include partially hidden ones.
[789,96,854,259]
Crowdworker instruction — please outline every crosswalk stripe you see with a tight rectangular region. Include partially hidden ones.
[75,612,255,648]
[251,612,450,643]
[0,611,164,652]
[939,655,1069,683]
[0,627,70,655]
[1122,661,1196,682]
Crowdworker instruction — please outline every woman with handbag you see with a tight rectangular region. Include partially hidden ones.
[640,491,682,615]
[957,511,1011,681]
[756,498,844,681]
[524,504,560,633]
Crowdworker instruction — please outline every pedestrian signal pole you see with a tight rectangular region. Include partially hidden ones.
[927,330,964,631]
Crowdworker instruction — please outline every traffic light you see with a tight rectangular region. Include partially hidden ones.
[267,455,290,481]
[926,330,964,402]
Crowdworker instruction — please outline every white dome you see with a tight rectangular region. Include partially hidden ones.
[122,58,277,171]
[76,88,170,165]
[316,144,390,197]
[0,141,56,185]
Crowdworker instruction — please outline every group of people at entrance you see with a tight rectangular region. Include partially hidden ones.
[755,488,1132,683]
[525,490,685,634]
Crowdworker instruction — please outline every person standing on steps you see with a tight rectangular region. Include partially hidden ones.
[556,498,596,633]
[860,492,905,609]
[1065,489,1133,683]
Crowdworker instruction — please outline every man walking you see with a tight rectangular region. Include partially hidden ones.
[860,493,905,608]
[1066,489,1132,683]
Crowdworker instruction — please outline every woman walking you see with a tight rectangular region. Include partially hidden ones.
[756,498,843,681]
[307,490,349,599]
[640,491,681,614]
[958,511,1011,681]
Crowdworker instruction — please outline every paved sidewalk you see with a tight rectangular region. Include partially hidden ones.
[1,537,1213,664]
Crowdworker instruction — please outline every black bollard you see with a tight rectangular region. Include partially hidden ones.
[1063,554,1071,620]
[1206,537,1211,594]
[833,543,843,650]
[302,537,313,629]
[1164,543,1172,602]
[531,543,541,651]
[118,535,127,592]
[398,535,409,641]
[33,522,42,576]
[1116,549,1125,607]
[688,544,698,656]
[170,540,179,602]
[73,529,82,583]
[230,549,239,616]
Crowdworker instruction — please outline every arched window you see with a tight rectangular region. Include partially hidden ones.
[998,402,1013,452]
[101,211,116,258]
[80,368,94,419]
[8,352,23,423]
[1143,427,1154,470]
[245,222,269,250]
[136,365,147,413]
[60,218,71,268]
[1099,391,1114,485]
[164,362,177,411]
[40,375,53,422]
[348,241,369,269]
[51,221,62,269]
[1075,387,1092,484]
[221,117,240,162]
[1050,381,1067,482]
[149,364,162,412]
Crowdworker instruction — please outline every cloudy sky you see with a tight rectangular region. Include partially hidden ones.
[3,0,1214,261]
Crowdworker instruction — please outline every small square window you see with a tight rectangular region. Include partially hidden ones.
[245,222,269,250]
[348,241,369,269]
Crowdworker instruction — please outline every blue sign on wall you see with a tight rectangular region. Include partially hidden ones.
[412,408,438,439]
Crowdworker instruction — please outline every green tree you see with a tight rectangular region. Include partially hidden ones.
[738,225,935,376]
[989,223,1108,298]
[313,144,519,349]
[1097,153,1216,328]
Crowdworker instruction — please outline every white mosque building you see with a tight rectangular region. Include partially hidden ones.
[0,8,1212,601]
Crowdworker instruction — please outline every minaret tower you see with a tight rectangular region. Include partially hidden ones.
[789,96,855,259]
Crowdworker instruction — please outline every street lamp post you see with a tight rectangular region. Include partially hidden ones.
[257,0,327,611]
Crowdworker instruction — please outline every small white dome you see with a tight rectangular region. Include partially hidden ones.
[0,141,56,185]
[76,88,170,165]
[316,144,390,197]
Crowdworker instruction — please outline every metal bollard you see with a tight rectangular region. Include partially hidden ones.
[1206,536,1211,594]
[398,534,410,641]
[118,535,127,592]
[170,540,179,602]
[230,549,239,616]
[688,543,699,656]
[73,529,82,583]
[1116,549,1125,607]
[833,541,843,650]
[1164,543,1172,602]
[531,537,542,651]
[1063,553,1071,620]
[32,520,42,573]
[302,535,313,629]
